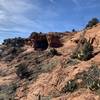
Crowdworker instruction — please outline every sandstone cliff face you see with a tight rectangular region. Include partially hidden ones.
[27,32,63,50]
[0,24,100,100]
[1,32,64,51]
[47,32,63,48]
[29,32,48,50]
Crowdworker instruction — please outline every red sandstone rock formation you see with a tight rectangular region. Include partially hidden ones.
[47,32,63,48]
[28,32,63,50]
[29,32,48,50]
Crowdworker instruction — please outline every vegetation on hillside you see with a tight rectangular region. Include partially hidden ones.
[85,18,99,29]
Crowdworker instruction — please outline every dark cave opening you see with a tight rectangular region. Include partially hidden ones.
[35,39,48,50]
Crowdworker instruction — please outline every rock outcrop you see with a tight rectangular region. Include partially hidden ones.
[29,32,48,50]
[28,32,63,50]
[2,32,64,51]
[47,32,63,48]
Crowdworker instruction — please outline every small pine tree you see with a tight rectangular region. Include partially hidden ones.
[85,18,99,29]
[72,29,76,32]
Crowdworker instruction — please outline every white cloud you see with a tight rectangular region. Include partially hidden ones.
[0,0,60,35]
[0,0,33,14]
[0,0,42,33]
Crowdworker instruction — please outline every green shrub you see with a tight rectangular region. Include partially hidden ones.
[85,18,99,29]
[88,79,100,91]
[75,64,100,91]
[72,29,76,32]
[83,64,100,91]
[77,40,93,60]
[15,63,31,79]
[0,83,17,100]
[62,80,77,93]
[62,58,79,68]
[71,37,93,61]
[3,37,25,47]
[48,48,59,57]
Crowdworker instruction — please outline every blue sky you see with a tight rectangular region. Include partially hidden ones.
[0,0,100,43]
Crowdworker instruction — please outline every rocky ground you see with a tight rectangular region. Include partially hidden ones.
[0,23,100,100]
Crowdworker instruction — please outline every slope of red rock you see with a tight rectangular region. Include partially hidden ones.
[0,24,100,100]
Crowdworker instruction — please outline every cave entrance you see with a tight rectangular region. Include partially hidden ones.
[35,39,48,50]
